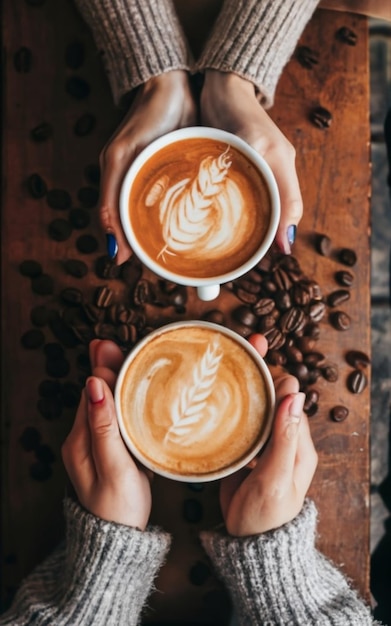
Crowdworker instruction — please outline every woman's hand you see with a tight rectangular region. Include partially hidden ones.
[220,334,318,536]
[201,70,303,255]
[99,70,197,264]
[62,340,152,529]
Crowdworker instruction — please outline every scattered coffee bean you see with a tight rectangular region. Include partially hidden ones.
[35,444,56,464]
[31,273,54,295]
[234,287,259,305]
[267,350,287,366]
[84,163,100,186]
[66,76,90,99]
[189,561,211,586]
[38,379,62,398]
[63,259,88,278]
[336,26,358,45]
[296,336,316,354]
[94,322,118,341]
[61,287,83,306]
[19,426,41,451]
[292,283,311,306]
[316,234,332,257]
[235,277,262,295]
[69,208,91,229]
[330,405,349,422]
[30,122,52,142]
[253,298,275,316]
[304,389,319,413]
[43,342,64,359]
[76,234,99,254]
[338,248,357,267]
[183,498,203,523]
[95,285,114,308]
[26,173,47,199]
[49,318,79,348]
[274,268,292,291]
[46,356,71,378]
[202,309,225,325]
[65,40,85,70]
[285,344,303,363]
[48,218,73,241]
[304,351,326,368]
[30,305,51,327]
[95,255,121,280]
[81,303,102,324]
[117,323,138,345]
[233,305,258,328]
[296,45,319,69]
[330,310,351,331]
[134,280,155,305]
[306,403,319,417]
[327,289,351,308]
[335,270,354,287]
[21,329,45,349]
[29,461,52,481]
[279,307,306,334]
[77,186,99,208]
[37,396,63,420]
[74,113,96,136]
[19,259,42,278]
[46,188,72,210]
[310,106,332,129]
[274,290,292,311]
[345,350,371,369]
[263,327,285,350]
[14,46,33,72]
[322,363,339,382]
[347,369,368,394]
[308,301,326,322]
[287,362,309,385]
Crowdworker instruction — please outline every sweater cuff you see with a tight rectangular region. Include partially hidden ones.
[195,0,319,108]
[200,500,373,624]
[73,0,190,105]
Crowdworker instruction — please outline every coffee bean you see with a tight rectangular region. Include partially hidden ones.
[335,270,354,287]
[336,26,358,45]
[330,310,351,331]
[84,163,100,186]
[274,290,292,311]
[233,306,258,328]
[266,350,287,366]
[19,427,41,451]
[338,248,357,267]
[46,355,71,378]
[235,277,262,295]
[134,280,155,305]
[304,351,326,368]
[95,255,121,280]
[26,173,47,199]
[330,405,349,422]
[253,298,275,316]
[189,561,211,586]
[287,362,309,385]
[66,76,90,100]
[30,305,51,327]
[94,286,113,309]
[61,287,83,306]
[264,327,285,350]
[74,113,96,137]
[257,255,273,273]
[29,461,52,482]
[295,336,316,354]
[285,345,303,363]
[14,46,33,72]
[273,268,291,291]
[30,122,52,142]
[38,379,62,398]
[258,313,277,333]
[296,45,319,69]
[37,396,63,420]
[63,259,88,278]
[316,234,331,256]
[310,106,332,129]
[117,323,138,345]
[183,499,203,523]
[170,289,187,312]
[69,208,91,229]
[262,279,277,294]
[307,368,321,384]
[304,322,320,339]
[234,287,259,305]
[70,322,95,345]
[327,289,351,308]
[308,301,326,322]
[304,389,319,412]
[19,259,42,277]
[77,186,99,208]
[46,188,72,210]
[49,318,79,348]
[31,273,54,296]
[76,234,99,254]
[43,342,64,359]
[94,323,118,341]
[21,329,45,349]
[65,40,85,70]
[322,363,339,382]
[306,403,319,417]
[202,309,225,325]
[48,218,73,241]
[279,307,305,334]
[242,269,263,284]
[345,350,371,369]
[347,369,368,394]
[35,444,56,464]
[291,283,311,306]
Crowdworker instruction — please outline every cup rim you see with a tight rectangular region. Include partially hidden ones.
[114,320,276,482]
[119,126,281,287]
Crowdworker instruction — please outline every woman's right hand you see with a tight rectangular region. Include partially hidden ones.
[99,70,197,264]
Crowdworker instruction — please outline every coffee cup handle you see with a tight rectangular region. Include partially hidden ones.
[197,284,220,301]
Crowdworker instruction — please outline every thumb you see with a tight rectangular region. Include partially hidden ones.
[86,376,134,478]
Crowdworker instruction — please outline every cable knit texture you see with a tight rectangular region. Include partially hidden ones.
[201,499,376,625]
[195,0,320,107]
[0,498,171,626]
[73,0,190,105]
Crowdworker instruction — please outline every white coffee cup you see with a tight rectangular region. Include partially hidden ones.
[119,127,280,301]
[115,320,275,483]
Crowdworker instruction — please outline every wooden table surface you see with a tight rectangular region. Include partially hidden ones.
[1,3,371,623]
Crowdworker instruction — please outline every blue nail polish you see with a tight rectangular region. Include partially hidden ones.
[287,225,297,246]
[106,233,118,259]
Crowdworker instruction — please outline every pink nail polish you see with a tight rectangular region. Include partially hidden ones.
[86,377,104,404]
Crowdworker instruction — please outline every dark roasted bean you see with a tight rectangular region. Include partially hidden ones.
[46,356,71,378]
[117,323,138,344]
[307,281,322,301]
[43,342,64,358]
[202,309,225,325]
[308,301,326,322]
[31,273,54,295]
[76,234,99,254]
[304,322,320,339]
[170,289,188,310]
[27,173,47,198]
[327,289,351,308]
[242,269,263,284]
[322,363,339,382]
[330,310,351,331]
[234,287,259,305]
[46,188,72,210]
[306,403,319,417]
[50,318,79,348]
[35,444,56,464]
[95,286,114,308]
[285,345,303,363]
[336,26,358,45]
[38,379,62,398]
[95,255,120,280]
[233,306,258,328]
[69,208,90,229]
[61,287,83,306]
[19,427,41,451]
[19,259,42,277]
[30,122,52,142]
[235,278,262,295]
[77,186,99,208]
[70,322,94,344]
[183,499,203,523]
[257,255,273,273]
[66,76,90,99]
[338,248,357,267]
[258,314,277,333]
[29,462,52,482]
[14,46,33,72]
[21,329,45,349]
[287,362,309,385]
[304,352,326,368]
[48,218,73,241]
[74,113,96,136]
[262,279,277,294]
[279,307,305,334]
[273,268,292,291]
[304,389,319,412]
[310,106,332,129]
[253,298,275,316]
[266,350,287,366]
[296,45,319,69]
[30,305,51,327]
[263,327,285,350]
[120,260,142,286]
[94,323,117,341]
[134,280,155,305]
[81,303,101,324]
[307,368,321,384]
[65,40,85,69]
[295,336,316,354]
[292,283,311,306]
[316,233,332,256]
[63,259,88,278]
[345,350,371,369]
[347,369,368,394]
[330,405,349,422]
[274,290,292,311]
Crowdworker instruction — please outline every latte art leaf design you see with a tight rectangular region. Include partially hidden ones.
[165,341,223,445]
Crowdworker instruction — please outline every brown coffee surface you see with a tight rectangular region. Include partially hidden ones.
[128,137,271,279]
[119,325,271,478]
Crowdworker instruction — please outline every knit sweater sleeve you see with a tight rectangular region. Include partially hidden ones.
[72,0,190,105]
[195,0,320,108]
[0,498,171,626]
[200,500,377,625]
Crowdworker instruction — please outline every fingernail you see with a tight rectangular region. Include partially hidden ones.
[289,392,305,421]
[106,233,118,259]
[287,225,297,246]
[86,377,104,404]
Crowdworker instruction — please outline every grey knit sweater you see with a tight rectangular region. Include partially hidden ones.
[0,499,376,625]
